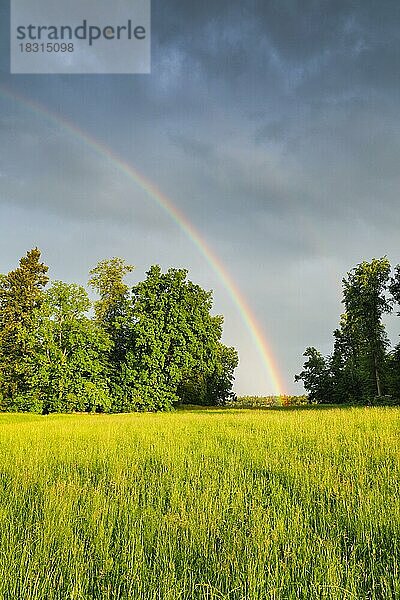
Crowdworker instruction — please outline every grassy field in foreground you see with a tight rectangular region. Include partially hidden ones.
[0,408,399,600]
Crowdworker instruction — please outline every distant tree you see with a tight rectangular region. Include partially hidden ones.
[0,248,49,410]
[30,281,112,413]
[342,258,392,398]
[295,347,333,404]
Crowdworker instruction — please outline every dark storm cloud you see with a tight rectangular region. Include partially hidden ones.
[153,0,400,99]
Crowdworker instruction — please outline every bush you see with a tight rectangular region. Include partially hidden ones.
[229,395,309,409]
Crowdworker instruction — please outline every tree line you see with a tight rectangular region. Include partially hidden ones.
[295,257,400,404]
[0,248,238,413]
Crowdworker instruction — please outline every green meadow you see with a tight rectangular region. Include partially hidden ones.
[0,407,399,600]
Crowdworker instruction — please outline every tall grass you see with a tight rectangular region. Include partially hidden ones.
[0,407,399,599]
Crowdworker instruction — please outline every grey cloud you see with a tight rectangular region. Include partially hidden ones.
[168,132,216,162]
[0,113,177,235]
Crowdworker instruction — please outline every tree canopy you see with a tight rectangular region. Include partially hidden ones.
[296,257,400,404]
[0,249,238,413]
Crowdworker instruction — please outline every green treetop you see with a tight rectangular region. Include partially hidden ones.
[0,248,49,408]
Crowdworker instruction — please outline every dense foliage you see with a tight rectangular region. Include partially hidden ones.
[0,249,238,413]
[230,395,308,408]
[296,257,400,404]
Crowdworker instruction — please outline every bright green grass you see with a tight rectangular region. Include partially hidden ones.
[0,407,399,600]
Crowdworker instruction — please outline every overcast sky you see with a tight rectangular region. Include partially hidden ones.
[1,0,400,394]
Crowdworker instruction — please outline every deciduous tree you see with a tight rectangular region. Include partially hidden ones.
[32,281,112,413]
[123,265,229,410]
[342,258,391,397]
[295,347,333,403]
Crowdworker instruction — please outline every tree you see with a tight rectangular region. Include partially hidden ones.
[178,343,238,406]
[329,313,365,402]
[0,250,238,413]
[203,343,239,405]
[342,258,392,398]
[120,265,233,410]
[295,347,334,404]
[389,264,400,313]
[388,265,400,399]
[0,248,49,409]
[30,281,112,413]
[89,257,134,329]
[88,258,135,405]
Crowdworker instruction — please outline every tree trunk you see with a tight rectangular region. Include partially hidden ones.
[374,354,382,397]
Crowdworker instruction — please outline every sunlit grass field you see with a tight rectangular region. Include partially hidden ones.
[0,407,399,599]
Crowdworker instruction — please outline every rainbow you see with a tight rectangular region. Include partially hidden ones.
[0,84,285,395]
